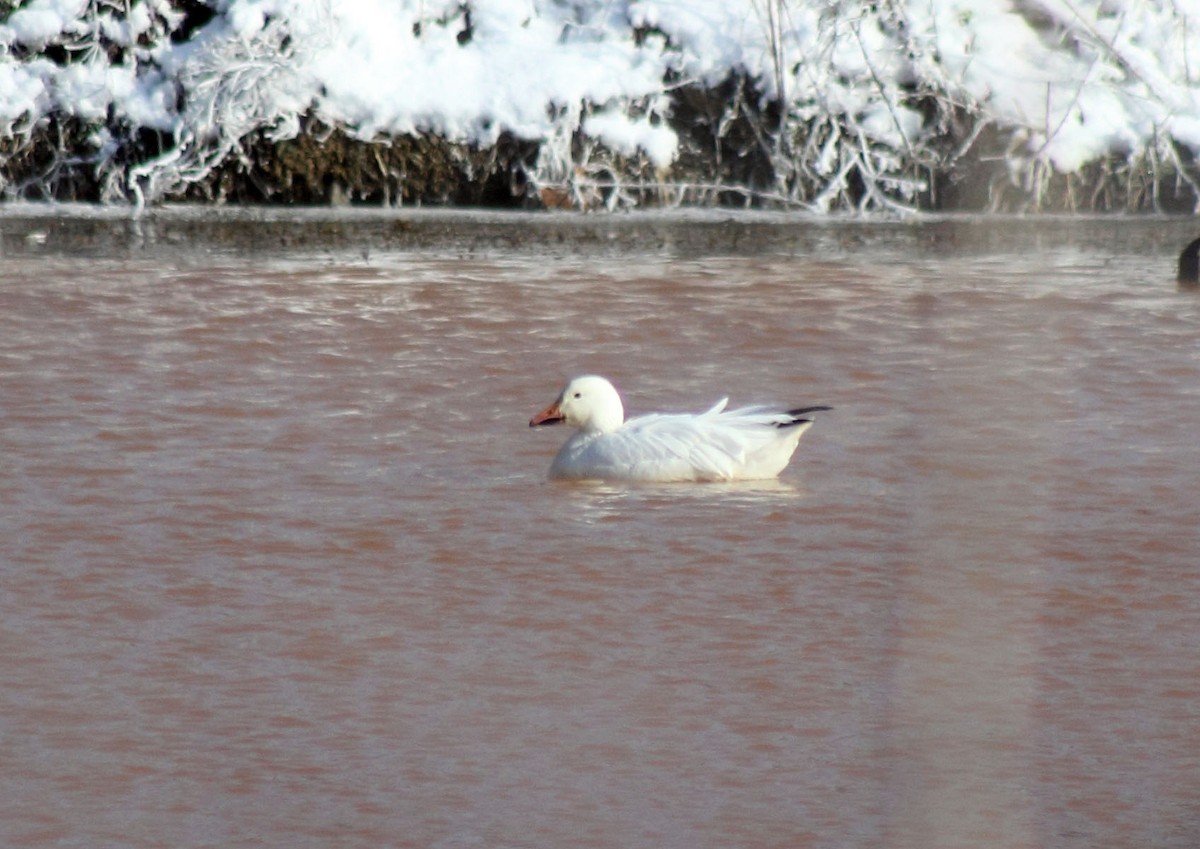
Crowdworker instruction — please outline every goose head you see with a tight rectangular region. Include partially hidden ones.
[529,375,625,434]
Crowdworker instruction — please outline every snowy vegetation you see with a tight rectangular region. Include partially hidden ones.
[2,0,1199,211]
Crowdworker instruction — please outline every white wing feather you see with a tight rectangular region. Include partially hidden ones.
[562,401,803,481]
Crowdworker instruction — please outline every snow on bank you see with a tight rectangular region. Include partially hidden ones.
[1,0,1199,208]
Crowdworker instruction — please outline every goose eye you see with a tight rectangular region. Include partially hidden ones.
[573,392,582,399]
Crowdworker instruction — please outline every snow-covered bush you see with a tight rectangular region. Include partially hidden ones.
[1,0,1198,210]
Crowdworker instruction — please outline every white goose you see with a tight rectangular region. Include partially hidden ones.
[529,375,830,482]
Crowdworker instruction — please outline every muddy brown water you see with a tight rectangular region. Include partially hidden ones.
[2,210,1199,849]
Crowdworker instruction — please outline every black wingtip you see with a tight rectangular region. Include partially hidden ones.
[776,405,832,429]
[1179,236,1200,286]
[786,405,833,417]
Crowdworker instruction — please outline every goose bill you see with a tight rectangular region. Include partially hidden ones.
[529,401,565,427]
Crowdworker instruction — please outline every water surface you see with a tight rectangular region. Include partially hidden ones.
[2,213,1199,849]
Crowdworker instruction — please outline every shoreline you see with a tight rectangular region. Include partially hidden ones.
[1,202,1196,263]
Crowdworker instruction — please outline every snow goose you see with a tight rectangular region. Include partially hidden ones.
[529,375,830,482]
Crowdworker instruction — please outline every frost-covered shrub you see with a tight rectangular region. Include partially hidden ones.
[0,0,190,198]
[1,0,1198,209]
